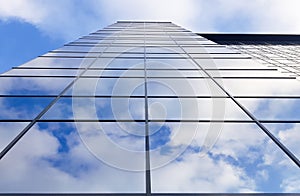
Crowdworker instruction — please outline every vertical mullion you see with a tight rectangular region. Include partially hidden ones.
[143,22,152,195]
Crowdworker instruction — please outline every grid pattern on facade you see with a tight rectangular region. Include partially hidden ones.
[222,43,300,78]
[1,22,300,194]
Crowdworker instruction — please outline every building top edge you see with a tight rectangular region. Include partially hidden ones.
[117,21,172,23]
[199,33,300,36]
[200,33,300,45]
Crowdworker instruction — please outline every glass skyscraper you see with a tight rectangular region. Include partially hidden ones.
[1,21,300,194]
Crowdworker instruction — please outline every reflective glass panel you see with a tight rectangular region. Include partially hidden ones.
[54,45,106,53]
[150,123,300,193]
[91,58,144,69]
[0,122,28,151]
[0,77,72,95]
[238,98,300,120]
[146,59,199,69]
[264,123,300,160]
[148,98,249,120]
[147,70,205,77]
[196,59,267,69]
[4,69,81,76]
[0,97,53,119]
[207,70,289,77]
[183,47,237,53]
[19,57,95,68]
[42,98,145,120]
[0,122,145,193]
[83,70,144,77]
[221,79,300,96]
[68,78,145,96]
[147,78,225,96]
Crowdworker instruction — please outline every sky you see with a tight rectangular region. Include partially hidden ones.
[1,0,300,73]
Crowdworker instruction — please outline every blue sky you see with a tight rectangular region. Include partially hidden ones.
[1,0,300,73]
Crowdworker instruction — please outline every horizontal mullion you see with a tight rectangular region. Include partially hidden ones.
[1,75,294,79]
[1,75,142,78]
[260,120,300,123]
[37,120,254,123]
[11,67,89,70]
[0,95,231,98]
[68,43,220,46]
[39,55,251,60]
[64,44,226,48]
[0,75,79,78]
[0,194,287,196]
[146,76,295,79]
[0,95,59,98]
[49,51,241,55]
[82,36,207,41]
[99,30,188,33]
[1,95,300,99]
[148,76,294,79]
[0,192,284,196]
[12,67,278,71]
[0,120,33,122]
[1,119,300,123]
[41,118,147,121]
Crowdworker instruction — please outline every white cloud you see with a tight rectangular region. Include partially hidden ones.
[278,124,300,158]
[0,123,28,151]
[1,0,300,41]
[98,0,198,29]
[281,177,300,192]
[187,0,300,33]
[0,0,103,40]
[151,153,255,193]
[0,0,47,23]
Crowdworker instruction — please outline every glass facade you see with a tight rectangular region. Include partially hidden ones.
[223,44,300,78]
[0,21,300,194]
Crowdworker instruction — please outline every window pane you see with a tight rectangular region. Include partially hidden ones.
[54,45,106,53]
[147,70,206,77]
[83,70,144,77]
[105,46,143,53]
[4,69,81,76]
[207,70,288,77]
[147,78,225,96]
[0,77,72,95]
[0,122,28,151]
[221,79,300,96]
[43,52,99,58]
[150,123,300,193]
[0,122,145,193]
[195,59,268,69]
[0,97,53,120]
[146,47,182,54]
[42,98,145,120]
[238,98,300,120]
[183,47,237,53]
[264,123,300,160]
[190,53,248,58]
[148,98,249,120]
[101,53,144,58]
[147,59,199,69]
[68,78,145,96]
[91,58,144,69]
[19,57,95,68]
